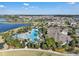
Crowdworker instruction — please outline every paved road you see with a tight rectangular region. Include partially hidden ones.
[0,48,78,56]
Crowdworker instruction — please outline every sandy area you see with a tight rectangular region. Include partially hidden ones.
[0,36,4,43]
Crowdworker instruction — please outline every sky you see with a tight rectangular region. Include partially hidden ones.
[0,2,79,15]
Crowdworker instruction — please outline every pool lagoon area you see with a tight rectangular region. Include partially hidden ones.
[14,28,40,42]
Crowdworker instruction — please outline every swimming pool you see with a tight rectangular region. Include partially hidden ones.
[14,28,40,42]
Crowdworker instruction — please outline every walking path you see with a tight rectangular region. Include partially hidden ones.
[0,48,78,56]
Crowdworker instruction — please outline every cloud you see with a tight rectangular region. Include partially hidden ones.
[68,2,76,4]
[0,5,5,8]
[24,3,29,6]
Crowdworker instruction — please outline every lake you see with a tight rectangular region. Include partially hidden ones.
[0,18,7,22]
[0,18,30,32]
[0,23,30,32]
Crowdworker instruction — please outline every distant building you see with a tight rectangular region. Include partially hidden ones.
[58,33,72,43]
[70,21,77,27]
[76,29,79,36]
[47,27,72,43]
[61,29,68,35]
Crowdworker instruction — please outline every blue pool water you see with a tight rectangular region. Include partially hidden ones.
[15,28,40,42]
[0,23,29,32]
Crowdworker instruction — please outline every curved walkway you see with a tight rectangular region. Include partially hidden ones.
[0,48,77,56]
